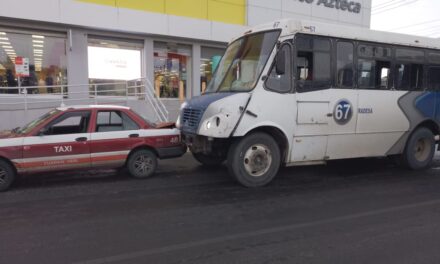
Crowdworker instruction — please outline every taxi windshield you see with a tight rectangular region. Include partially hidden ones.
[205,30,280,93]
[17,109,61,134]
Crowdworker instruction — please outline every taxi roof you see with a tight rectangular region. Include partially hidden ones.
[56,105,130,111]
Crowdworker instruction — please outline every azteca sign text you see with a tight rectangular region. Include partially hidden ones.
[299,0,362,14]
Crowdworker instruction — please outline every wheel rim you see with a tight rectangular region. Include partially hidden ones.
[414,137,431,162]
[243,144,272,177]
[134,155,153,176]
[0,168,6,185]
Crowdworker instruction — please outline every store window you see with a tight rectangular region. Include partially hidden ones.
[154,42,191,100]
[0,30,67,94]
[88,39,142,96]
[201,47,225,94]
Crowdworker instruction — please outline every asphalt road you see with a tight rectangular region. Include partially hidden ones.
[2,153,440,264]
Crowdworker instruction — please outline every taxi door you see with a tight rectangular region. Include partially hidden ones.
[21,111,92,173]
[90,109,144,168]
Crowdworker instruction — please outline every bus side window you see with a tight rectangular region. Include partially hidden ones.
[395,63,423,91]
[336,42,354,88]
[265,44,292,93]
[295,35,331,93]
[357,59,390,90]
[428,67,440,91]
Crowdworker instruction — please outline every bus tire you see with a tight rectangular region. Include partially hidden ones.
[127,149,157,179]
[0,160,15,192]
[403,127,435,170]
[227,132,281,187]
[192,152,225,166]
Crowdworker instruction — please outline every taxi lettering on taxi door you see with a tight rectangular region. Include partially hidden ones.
[54,146,72,153]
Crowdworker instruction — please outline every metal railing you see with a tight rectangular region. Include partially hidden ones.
[0,78,169,122]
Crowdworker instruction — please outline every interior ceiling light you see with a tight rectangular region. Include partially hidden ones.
[34,49,43,53]
[32,35,45,39]
[33,44,44,48]
[0,32,6,35]
[0,41,10,45]
[34,54,42,57]
[0,37,9,41]
[5,49,14,52]
[32,40,44,43]
[2,46,13,49]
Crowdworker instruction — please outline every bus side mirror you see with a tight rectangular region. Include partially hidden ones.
[275,50,286,75]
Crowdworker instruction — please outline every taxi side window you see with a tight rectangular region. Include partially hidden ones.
[44,111,90,135]
[96,111,139,132]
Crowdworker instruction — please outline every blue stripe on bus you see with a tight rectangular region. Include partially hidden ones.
[415,92,437,120]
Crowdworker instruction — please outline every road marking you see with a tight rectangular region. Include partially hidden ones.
[76,198,440,264]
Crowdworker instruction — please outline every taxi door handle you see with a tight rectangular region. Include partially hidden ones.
[129,133,139,138]
[75,137,88,142]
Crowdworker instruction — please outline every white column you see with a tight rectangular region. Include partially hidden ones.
[144,37,155,86]
[192,44,201,98]
[66,29,89,102]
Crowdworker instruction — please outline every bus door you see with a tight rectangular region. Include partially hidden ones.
[292,90,330,162]
[325,41,359,160]
[291,35,334,162]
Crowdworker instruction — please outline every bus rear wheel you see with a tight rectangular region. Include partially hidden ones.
[403,127,435,170]
[227,132,281,187]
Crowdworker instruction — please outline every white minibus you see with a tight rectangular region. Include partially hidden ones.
[177,19,440,187]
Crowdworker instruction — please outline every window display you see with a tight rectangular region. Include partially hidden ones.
[154,42,191,100]
[200,47,225,94]
[88,39,142,96]
[0,30,67,94]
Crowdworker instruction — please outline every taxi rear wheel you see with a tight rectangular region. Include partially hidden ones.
[0,160,15,192]
[127,149,157,179]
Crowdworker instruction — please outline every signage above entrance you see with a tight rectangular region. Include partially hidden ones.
[299,0,362,14]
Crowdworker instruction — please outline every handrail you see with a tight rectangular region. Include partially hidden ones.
[0,78,170,123]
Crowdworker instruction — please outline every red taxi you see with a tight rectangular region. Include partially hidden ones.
[0,105,186,191]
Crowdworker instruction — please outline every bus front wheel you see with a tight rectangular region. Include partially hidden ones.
[227,132,281,187]
[403,127,435,170]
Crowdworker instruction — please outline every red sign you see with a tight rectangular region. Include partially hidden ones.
[15,57,23,65]
[14,57,30,77]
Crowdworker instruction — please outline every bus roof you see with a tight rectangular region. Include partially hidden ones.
[241,19,440,50]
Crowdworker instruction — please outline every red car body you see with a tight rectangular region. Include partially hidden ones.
[0,105,185,177]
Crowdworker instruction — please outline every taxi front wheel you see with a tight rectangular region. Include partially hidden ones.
[127,149,158,179]
[0,160,15,192]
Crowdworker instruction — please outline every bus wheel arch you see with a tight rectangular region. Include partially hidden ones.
[414,120,440,137]
[243,126,289,164]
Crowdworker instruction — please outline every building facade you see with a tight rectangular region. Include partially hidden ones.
[0,0,372,123]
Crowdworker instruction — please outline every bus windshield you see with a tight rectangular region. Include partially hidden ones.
[205,30,280,93]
